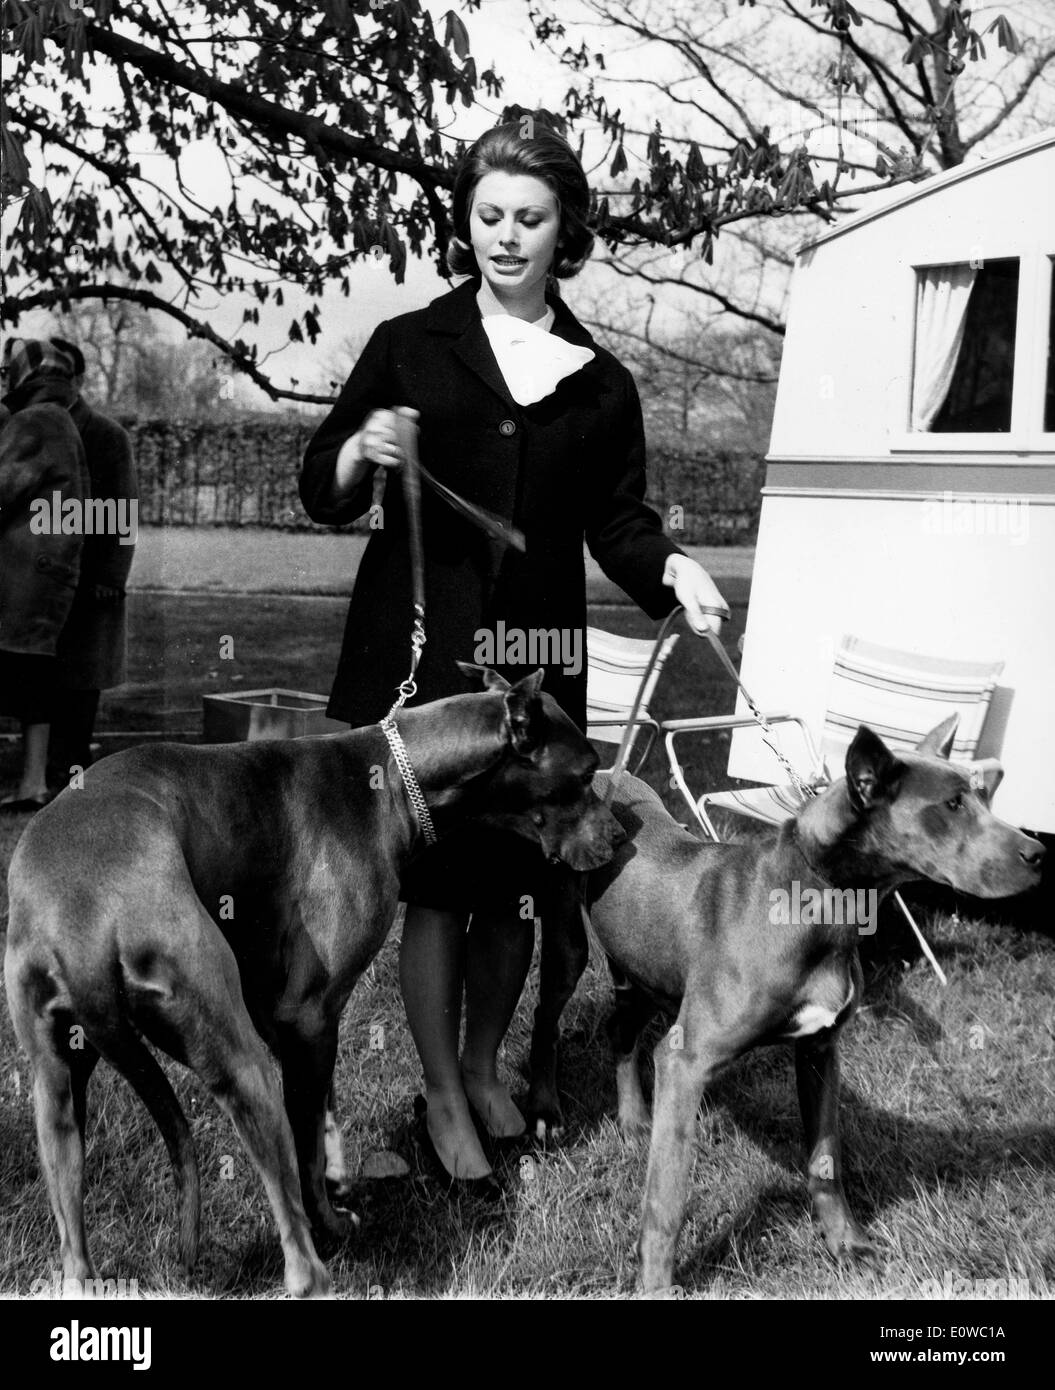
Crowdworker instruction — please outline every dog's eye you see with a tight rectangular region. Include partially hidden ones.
[532,812,545,827]
[946,793,964,812]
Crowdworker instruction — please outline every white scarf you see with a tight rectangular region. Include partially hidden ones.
[480,308,595,406]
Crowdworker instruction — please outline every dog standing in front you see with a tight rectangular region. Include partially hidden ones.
[526,719,1044,1293]
[5,667,622,1298]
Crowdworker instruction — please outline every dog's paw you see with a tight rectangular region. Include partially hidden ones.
[816,1199,881,1265]
[286,1256,334,1300]
[530,1112,564,1148]
[524,1085,565,1147]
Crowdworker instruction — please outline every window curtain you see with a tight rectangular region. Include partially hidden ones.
[911,264,977,431]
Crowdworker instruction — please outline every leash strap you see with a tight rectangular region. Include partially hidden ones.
[701,627,820,803]
[380,714,438,846]
[385,413,526,719]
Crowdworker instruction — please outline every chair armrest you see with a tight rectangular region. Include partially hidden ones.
[588,716,659,729]
[660,711,797,734]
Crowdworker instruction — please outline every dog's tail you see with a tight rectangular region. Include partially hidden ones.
[89,1015,201,1273]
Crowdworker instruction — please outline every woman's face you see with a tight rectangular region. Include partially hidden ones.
[468,171,561,300]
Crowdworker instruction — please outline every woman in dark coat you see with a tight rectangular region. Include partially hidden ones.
[0,341,88,811]
[300,122,728,1187]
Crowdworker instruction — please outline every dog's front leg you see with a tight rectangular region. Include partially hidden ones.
[794,1028,878,1262]
[525,869,588,1143]
[278,1022,356,1244]
[638,999,729,1295]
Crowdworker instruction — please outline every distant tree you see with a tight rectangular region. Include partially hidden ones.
[48,297,249,416]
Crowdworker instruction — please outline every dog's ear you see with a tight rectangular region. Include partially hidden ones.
[502,669,546,755]
[916,714,959,760]
[845,725,904,813]
[456,661,511,692]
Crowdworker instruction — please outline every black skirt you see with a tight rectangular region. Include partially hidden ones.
[400,822,558,915]
[0,652,60,723]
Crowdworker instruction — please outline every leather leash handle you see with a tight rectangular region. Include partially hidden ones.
[392,410,525,555]
[385,411,526,718]
[392,411,426,615]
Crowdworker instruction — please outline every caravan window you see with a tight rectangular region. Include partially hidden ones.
[912,259,1019,433]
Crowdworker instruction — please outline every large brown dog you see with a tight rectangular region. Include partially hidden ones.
[5,668,622,1298]
[526,719,1044,1293]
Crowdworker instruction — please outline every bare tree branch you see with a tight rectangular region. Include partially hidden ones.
[3,284,337,405]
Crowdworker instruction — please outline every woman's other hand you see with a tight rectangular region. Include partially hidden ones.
[335,407,420,493]
[662,554,729,636]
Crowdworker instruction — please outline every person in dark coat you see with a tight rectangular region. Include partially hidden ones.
[300,122,728,1187]
[48,342,138,782]
[0,338,138,783]
[0,341,89,810]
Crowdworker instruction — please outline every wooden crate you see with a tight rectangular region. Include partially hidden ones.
[202,687,345,743]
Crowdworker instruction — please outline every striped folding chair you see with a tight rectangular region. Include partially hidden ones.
[587,626,680,776]
[663,635,1006,983]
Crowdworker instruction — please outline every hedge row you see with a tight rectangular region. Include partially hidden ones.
[125,418,764,545]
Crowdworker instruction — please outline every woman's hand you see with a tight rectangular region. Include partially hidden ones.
[662,554,729,636]
[335,407,420,493]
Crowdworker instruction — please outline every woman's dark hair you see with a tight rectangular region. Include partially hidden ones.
[446,121,594,283]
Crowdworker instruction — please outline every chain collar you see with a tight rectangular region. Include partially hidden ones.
[380,715,437,847]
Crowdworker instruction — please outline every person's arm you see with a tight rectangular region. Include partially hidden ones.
[585,371,727,634]
[300,320,393,526]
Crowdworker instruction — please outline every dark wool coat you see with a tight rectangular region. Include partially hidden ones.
[300,280,683,730]
[0,403,87,659]
[54,397,138,691]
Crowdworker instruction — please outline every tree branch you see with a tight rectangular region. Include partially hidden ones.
[578,313,779,381]
[81,21,454,193]
[2,285,337,405]
[602,255,786,336]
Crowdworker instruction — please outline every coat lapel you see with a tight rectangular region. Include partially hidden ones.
[427,280,518,412]
[425,279,606,408]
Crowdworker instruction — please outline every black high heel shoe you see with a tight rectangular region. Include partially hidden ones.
[412,1095,504,1202]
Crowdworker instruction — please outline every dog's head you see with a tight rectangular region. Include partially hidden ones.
[809,716,1043,898]
[456,663,624,871]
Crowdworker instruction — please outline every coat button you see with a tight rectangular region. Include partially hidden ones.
[498,419,517,437]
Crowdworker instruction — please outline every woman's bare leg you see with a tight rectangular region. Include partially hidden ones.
[399,905,492,1179]
[5,722,50,803]
[461,908,533,1138]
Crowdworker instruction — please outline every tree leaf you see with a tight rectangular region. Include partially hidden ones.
[985,15,1020,54]
[443,10,471,60]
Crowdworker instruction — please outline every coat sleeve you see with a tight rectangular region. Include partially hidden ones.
[585,369,684,619]
[80,416,137,589]
[299,320,392,526]
[0,406,86,528]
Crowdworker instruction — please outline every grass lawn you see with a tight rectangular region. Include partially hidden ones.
[1,590,1052,1299]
